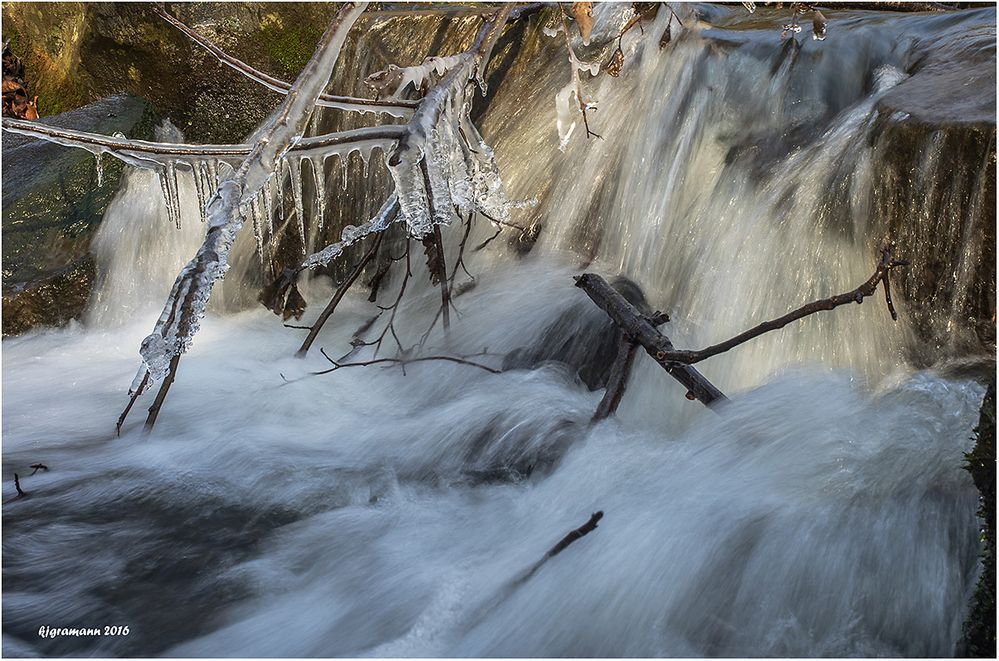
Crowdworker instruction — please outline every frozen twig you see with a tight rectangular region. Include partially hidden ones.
[557,3,601,142]
[0,118,404,170]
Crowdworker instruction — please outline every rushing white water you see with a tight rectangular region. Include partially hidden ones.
[2,3,992,657]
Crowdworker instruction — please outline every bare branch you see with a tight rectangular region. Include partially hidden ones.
[153,4,416,117]
[297,231,385,357]
[656,247,908,365]
[592,338,639,422]
[316,347,500,375]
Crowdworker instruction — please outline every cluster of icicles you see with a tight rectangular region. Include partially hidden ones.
[1,4,527,397]
[156,71,515,387]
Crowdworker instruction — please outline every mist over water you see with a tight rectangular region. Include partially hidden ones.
[2,4,992,657]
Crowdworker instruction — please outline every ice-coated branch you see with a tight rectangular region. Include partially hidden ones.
[296,5,514,274]
[386,5,514,237]
[0,117,406,169]
[121,2,368,431]
[548,4,602,149]
[153,3,415,117]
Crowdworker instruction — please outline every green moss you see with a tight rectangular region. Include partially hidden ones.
[260,22,324,76]
[963,379,996,658]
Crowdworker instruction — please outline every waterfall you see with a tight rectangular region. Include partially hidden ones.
[1,4,992,657]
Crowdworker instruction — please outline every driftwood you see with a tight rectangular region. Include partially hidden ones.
[576,247,908,417]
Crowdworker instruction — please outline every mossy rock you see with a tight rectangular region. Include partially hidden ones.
[1,93,161,335]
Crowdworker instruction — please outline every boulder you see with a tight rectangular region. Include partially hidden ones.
[2,93,160,335]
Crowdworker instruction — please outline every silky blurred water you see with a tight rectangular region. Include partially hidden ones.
[2,3,992,657]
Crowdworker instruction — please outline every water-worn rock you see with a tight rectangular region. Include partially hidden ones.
[2,93,159,335]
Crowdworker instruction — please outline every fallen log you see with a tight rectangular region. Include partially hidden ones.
[576,247,907,415]
[574,273,727,407]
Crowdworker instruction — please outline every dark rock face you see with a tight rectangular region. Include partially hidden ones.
[869,9,996,359]
[962,379,996,657]
[2,93,159,336]
[869,116,995,362]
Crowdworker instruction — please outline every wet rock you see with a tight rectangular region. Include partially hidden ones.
[2,93,160,336]
[503,276,652,390]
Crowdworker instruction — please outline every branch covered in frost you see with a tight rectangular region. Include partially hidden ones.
[125,2,368,425]
[153,4,415,117]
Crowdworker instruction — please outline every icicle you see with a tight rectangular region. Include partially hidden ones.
[206,159,220,188]
[94,151,104,187]
[157,167,176,228]
[289,157,306,253]
[250,194,265,269]
[361,150,371,179]
[263,178,275,237]
[340,153,349,191]
[165,161,183,229]
[388,156,432,237]
[310,156,326,231]
[192,161,209,224]
[276,161,286,223]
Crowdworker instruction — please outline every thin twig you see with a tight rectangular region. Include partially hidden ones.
[297,231,385,357]
[29,464,49,476]
[515,511,605,586]
[658,246,908,365]
[13,473,26,498]
[315,347,500,375]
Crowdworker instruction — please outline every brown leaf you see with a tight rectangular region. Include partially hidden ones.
[606,46,624,77]
[25,95,38,120]
[422,234,444,286]
[812,10,828,41]
[282,284,307,321]
[658,24,672,49]
[570,2,594,44]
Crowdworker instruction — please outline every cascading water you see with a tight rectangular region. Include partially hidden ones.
[2,3,992,657]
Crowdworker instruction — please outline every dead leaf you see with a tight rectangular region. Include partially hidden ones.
[282,284,307,321]
[659,24,672,49]
[606,46,624,77]
[422,234,444,286]
[812,10,828,41]
[570,2,594,45]
[25,95,38,120]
